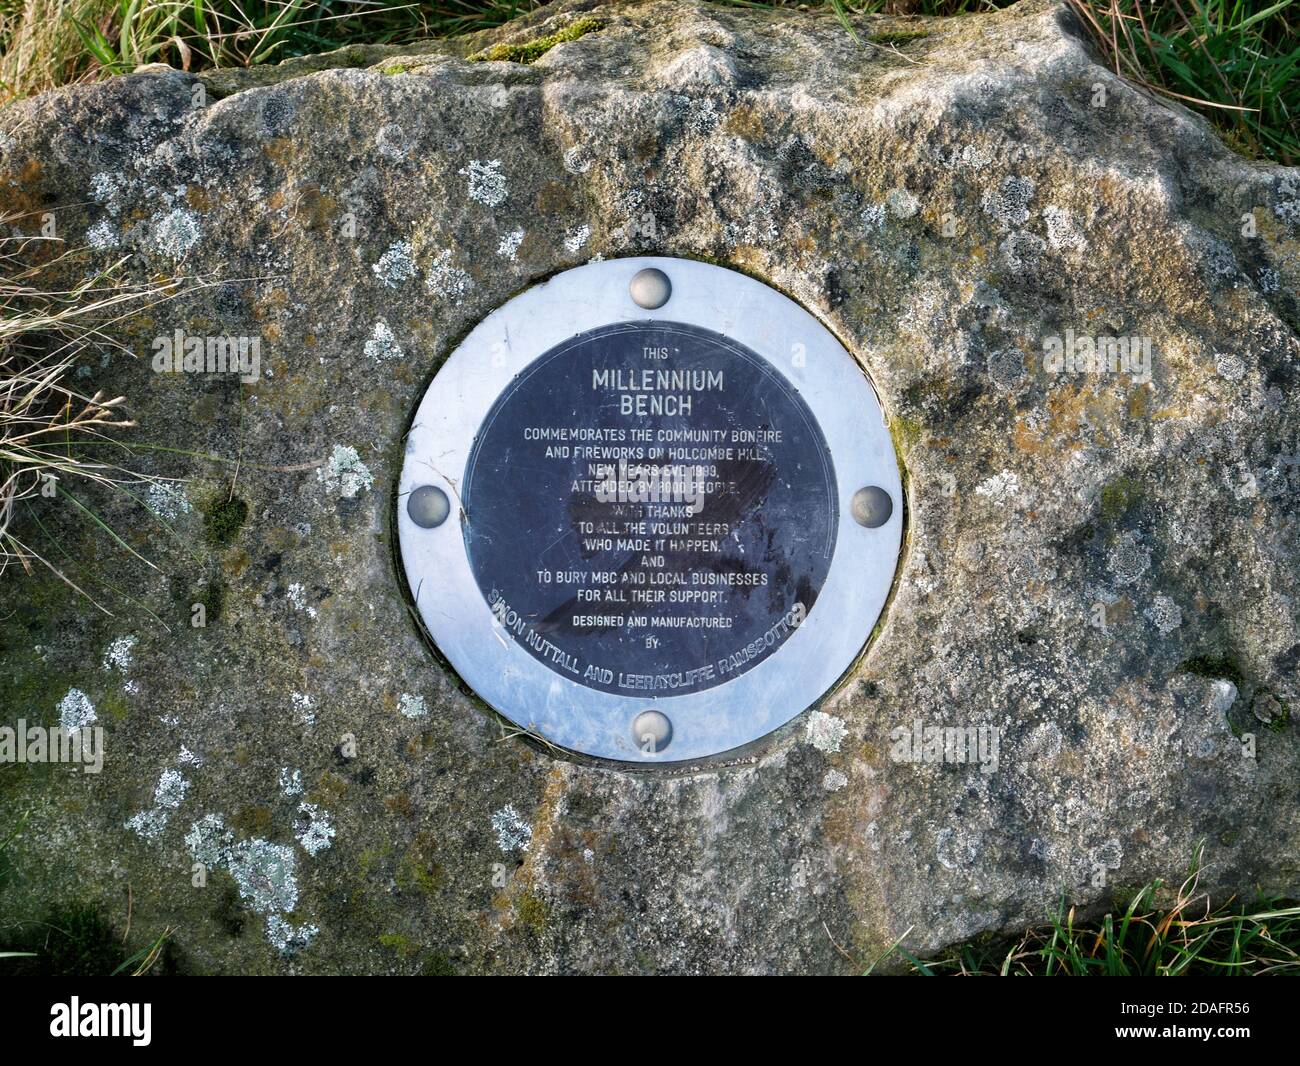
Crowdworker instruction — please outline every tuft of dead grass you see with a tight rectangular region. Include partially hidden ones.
[0,215,182,601]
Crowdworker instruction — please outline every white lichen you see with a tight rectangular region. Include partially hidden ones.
[279,767,303,796]
[999,231,1045,272]
[885,187,919,219]
[291,691,316,725]
[286,581,317,619]
[154,768,189,809]
[125,809,169,839]
[459,159,508,207]
[266,914,318,957]
[185,814,234,867]
[491,804,532,853]
[1107,532,1151,586]
[363,320,403,363]
[375,122,406,161]
[149,207,201,259]
[562,145,592,174]
[225,838,300,912]
[126,769,189,838]
[1144,595,1182,634]
[563,223,590,254]
[496,227,524,261]
[86,219,119,250]
[317,444,373,499]
[823,769,848,792]
[398,692,428,719]
[90,172,127,215]
[683,95,721,135]
[1209,679,1238,714]
[1214,350,1246,381]
[145,481,191,519]
[425,249,473,305]
[371,240,417,287]
[982,175,1035,229]
[975,469,1022,507]
[806,711,846,753]
[1042,205,1085,251]
[58,688,96,731]
[294,802,335,856]
[986,347,1026,390]
[186,817,313,954]
[103,634,137,672]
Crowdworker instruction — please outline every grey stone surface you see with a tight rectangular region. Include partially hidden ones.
[1,0,1298,974]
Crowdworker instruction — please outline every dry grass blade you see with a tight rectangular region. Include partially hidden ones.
[0,216,188,585]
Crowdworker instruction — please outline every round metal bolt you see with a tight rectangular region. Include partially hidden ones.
[629,268,672,310]
[851,486,893,528]
[632,709,672,754]
[407,484,450,528]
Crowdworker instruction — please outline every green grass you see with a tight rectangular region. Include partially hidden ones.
[885,847,1300,976]
[0,900,173,975]
[757,1,1300,164]
[1068,1,1299,164]
[2,2,1296,163]
[0,1,543,99]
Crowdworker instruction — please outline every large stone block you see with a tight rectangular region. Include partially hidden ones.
[0,0,1297,973]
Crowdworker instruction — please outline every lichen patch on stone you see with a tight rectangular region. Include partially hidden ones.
[806,711,846,753]
[57,688,96,731]
[371,240,417,287]
[102,634,137,673]
[317,444,373,499]
[459,159,508,207]
[491,804,532,853]
[145,481,191,519]
[496,227,524,261]
[294,802,335,856]
[398,692,428,718]
[363,320,403,362]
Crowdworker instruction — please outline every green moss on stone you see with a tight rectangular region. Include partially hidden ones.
[1178,655,1245,691]
[469,16,603,64]
[396,834,444,897]
[515,892,549,931]
[379,932,418,957]
[100,691,130,723]
[1099,475,1143,522]
[201,495,248,547]
[198,578,225,625]
[420,950,457,976]
[886,413,917,495]
[231,805,272,835]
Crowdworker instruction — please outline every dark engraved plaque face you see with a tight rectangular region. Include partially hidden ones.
[461,321,838,698]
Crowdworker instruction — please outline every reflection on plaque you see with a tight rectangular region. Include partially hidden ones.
[398,258,902,763]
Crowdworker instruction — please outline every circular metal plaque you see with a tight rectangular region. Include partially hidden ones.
[398,257,902,763]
